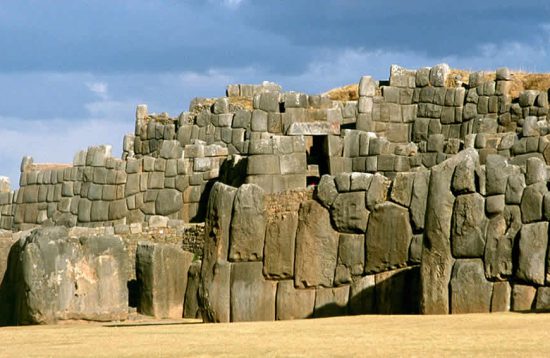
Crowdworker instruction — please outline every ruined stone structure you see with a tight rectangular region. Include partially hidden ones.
[2,64,550,324]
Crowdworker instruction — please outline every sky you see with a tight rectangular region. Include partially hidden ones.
[1,0,550,186]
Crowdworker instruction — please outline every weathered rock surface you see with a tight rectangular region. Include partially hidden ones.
[349,275,376,315]
[421,148,478,314]
[331,192,369,233]
[365,202,412,273]
[276,280,315,320]
[450,259,492,314]
[294,200,338,288]
[484,206,521,280]
[314,285,350,318]
[451,193,487,258]
[335,234,364,285]
[263,212,298,279]
[229,184,266,261]
[516,222,548,286]
[199,182,236,323]
[230,262,276,322]
[491,281,511,312]
[512,284,536,311]
[136,242,194,319]
[1,227,128,325]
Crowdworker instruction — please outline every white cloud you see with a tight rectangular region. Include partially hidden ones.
[86,81,109,100]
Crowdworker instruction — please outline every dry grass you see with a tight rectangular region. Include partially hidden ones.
[2,313,550,357]
[323,84,359,101]
[228,96,253,111]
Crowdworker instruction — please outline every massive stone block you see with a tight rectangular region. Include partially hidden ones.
[136,242,194,319]
[1,227,128,325]
[335,234,365,285]
[365,202,412,273]
[331,192,369,233]
[199,182,236,323]
[228,184,266,261]
[263,212,298,279]
[314,286,350,318]
[512,284,536,311]
[421,148,478,314]
[484,206,521,280]
[451,193,487,258]
[230,262,276,322]
[294,200,338,288]
[410,170,430,231]
[517,222,548,286]
[155,189,183,216]
[450,259,493,314]
[491,281,511,312]
[276,280,315,320]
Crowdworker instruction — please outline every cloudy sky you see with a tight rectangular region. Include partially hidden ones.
[1,0,550,185]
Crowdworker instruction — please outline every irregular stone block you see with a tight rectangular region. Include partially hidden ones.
[484,206,521,280]
[512,284,536,312]
[247,154,280,175]
[450,259,492,314]
[335,234,365,285]
[390,172,415,207]
[451,193,487,258]
[263,212,298,279]
[358,76,376,97]
[486,195,505,215]
[410,170,430,231]
[505,174,525,205]
[314,286,349,318]
[230,262,276,322]
[520,183,546,223]
[365,202,412,273]
[276,280,315,320]
[294,200,338,288]
[375,266,420,314]
[517,222,548,286]
[421,148,478,314]
[155,189,183,216]
[315,175,338,208]
[1,227,128,325]
[349,275,376,315]
[429,63,450,87]
[525,157,546,185]
[491,281,511,312]
[331,192,369,233]
[452,155,476,194]
[535,287,550,312]
[486,155,510,195]
[229,184,266,261]
[199,183,236,323]
[136,242,194,319]
[184,260,201,319]
[365,173,391,211]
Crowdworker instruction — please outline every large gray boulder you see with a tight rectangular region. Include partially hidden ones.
[365,202,412,273]
[155,189,183,216]
[330,192,369,233]
[230,262,276,322]
[228,184,266,261]
[484,206,521,280]
[199,182,236,323]
[421,148,478,314]
[517,222,548,286]
[294,200,338,288]
[276,280,315,320]
[451,193,487,258]
[136,242,194,319]
[1,227,128,325]
[450,259,493,314]
[263,212,298,279]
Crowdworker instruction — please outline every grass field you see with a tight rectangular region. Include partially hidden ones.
[1,313,549,357]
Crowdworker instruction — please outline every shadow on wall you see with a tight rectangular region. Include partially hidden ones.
[309,266,420,319]
[0,242,22,326]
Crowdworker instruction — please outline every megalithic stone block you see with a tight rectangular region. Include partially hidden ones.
[199,182,236,323]
[230,262,276,322]
[294,200,338,288]
[136,242,194,319]
[276,280,315,320]
[184,260,202,319]
[450,259,492,314]
[421,148,479,314]
[229,184,266,262]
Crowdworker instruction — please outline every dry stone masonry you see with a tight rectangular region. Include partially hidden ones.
[2,64,550,324]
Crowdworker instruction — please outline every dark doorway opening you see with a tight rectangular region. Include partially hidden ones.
[306,135,329,186]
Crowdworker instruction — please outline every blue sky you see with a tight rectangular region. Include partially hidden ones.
[1,0,550,186]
